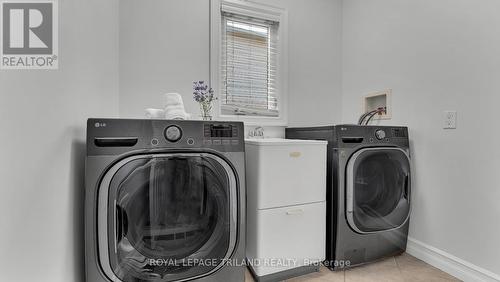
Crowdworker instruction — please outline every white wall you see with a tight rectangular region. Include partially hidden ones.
[341,0,500,277]
[0,0,119,281]
[118,0,343,133]
[265,0,343,127]
[119,0,210,118]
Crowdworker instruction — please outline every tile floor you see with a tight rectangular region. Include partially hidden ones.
[245,253,460,282]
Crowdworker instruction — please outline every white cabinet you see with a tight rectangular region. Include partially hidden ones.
[245,138,327,280]
[251,202,326,276]
[245,139,326,209]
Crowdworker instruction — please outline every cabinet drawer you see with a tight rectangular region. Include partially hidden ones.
[245,142,327,209]
[251,202,326,276]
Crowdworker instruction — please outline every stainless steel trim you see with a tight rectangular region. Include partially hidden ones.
[97,153,239,282]
[94,137,138,140]
[345,147,411,234]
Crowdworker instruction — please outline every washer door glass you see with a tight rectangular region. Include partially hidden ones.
[103,154,237,282]
[346,148,410,233]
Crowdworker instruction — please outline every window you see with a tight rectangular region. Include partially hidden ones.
[211,0,288,125]
[221,14,278,117]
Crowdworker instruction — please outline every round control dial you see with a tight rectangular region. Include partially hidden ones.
[375,129,386,140]
[164,125,182,142]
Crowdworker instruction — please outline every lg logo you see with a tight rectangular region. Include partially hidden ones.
[1,1,58,69]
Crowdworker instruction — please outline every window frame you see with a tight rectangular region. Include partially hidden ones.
[210,0,288,126]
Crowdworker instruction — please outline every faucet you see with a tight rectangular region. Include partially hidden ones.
[249,126,265,138]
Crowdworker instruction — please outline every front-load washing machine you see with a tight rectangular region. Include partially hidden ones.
[85,119,246,282]
[286,125,411,270]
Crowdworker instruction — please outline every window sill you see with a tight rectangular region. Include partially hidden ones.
[215,113,288,127]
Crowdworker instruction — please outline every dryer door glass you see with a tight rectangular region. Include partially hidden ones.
[102,154,238,282]
[346,148,410,233]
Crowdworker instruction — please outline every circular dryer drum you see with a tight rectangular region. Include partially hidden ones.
[97,153,238,282]
[346,148,411,234]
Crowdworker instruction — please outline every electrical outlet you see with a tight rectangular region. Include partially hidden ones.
[443,111,457,129]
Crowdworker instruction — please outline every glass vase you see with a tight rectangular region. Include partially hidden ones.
[199,102,213,121]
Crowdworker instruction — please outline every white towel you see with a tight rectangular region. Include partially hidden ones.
[144,108,165,119]
[163,93,189,120]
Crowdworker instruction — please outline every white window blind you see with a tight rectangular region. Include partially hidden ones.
[221,12,279,117]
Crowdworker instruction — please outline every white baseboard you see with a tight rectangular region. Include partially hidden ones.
[406,237,500,282]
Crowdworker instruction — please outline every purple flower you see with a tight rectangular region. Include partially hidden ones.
[193,81,216,103]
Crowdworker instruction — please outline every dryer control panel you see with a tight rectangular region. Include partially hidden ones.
[336,125,409,147]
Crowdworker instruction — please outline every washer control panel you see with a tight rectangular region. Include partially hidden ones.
[375,129,386,140]
[202,123,240,146]
[204,124,238,138]
[164,125,182,142]
[87,119,244,155]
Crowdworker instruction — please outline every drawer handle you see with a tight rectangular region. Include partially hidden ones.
[286,209,304,215]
